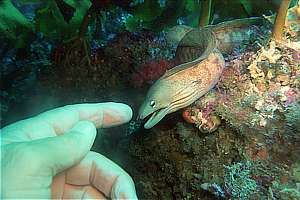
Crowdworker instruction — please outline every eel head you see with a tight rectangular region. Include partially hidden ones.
[138,80,174,129]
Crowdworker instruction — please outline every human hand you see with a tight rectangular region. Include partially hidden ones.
[1,102,138,199]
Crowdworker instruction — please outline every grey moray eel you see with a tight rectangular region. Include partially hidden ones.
[138,17,265,129]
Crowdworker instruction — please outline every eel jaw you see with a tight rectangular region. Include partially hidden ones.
[142,107,170,129]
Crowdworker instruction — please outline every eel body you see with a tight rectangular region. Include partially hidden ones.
[138,17,265,129]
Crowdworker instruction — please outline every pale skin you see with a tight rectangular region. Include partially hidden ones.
[1,102,138,199]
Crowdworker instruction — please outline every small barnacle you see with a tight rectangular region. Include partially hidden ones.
[266,70,274,80]
[259,117,267,127]
[255,99,264,111]
[248,61,265,79]
[279,86,292,102]
[197,115,221,133]
[259,41,282,63]
[193,112,221,133]
[182,107,221,133]
[276,74,290,86]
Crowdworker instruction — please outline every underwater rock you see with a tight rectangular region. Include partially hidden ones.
[2,2,299,199]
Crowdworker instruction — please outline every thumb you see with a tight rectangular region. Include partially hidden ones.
[31,121,96,176]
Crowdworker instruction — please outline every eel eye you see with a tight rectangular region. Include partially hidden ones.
[150,100,156,108]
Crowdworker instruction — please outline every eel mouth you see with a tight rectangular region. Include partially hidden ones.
[142,107,170,129]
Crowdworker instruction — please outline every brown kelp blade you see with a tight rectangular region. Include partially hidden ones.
[174,28,216,66]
